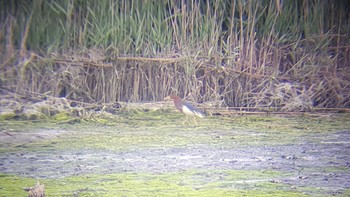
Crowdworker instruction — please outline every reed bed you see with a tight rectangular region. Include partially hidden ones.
[0,0,349,112]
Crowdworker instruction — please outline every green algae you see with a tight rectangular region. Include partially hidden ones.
[0,112,17,121]
[0,173,37,197]
[52,112,72,121]
[1,112,349,153]
[0,112,349,196]
[0,170,306,197]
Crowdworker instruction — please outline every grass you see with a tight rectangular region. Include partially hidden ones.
[0,170,306,197]
[1,111,349,153]
[0,112,349,196]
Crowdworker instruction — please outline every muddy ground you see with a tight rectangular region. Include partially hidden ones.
[0,113,349,196]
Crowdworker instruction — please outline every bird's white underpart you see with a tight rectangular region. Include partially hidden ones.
[182,105,205,118]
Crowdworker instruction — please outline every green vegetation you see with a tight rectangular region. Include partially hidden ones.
[1,112,349,153]
[0,170,306,197]
[0,113,349,196]
[0,112,17,121]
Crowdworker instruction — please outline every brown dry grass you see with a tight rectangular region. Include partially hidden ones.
[1,43,349,112]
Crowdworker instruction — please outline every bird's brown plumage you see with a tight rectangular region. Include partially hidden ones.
[165,95,205,118]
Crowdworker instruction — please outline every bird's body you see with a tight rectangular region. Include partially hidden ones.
[165,95,205,118]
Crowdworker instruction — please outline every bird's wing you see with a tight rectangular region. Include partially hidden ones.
[181,101,205,118]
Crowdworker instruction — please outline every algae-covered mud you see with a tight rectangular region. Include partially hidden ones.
[0,112,349,196]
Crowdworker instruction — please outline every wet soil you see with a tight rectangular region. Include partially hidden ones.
[0,115,349,196]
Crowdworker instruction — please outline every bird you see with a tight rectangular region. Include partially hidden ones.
[164,95,205,118]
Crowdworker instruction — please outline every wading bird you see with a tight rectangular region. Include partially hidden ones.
[164,95,205,118]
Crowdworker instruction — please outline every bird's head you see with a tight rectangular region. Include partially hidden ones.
[164,95,181,101]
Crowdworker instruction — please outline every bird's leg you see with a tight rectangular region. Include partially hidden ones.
[183,115,188,125]
[193,116,197,126]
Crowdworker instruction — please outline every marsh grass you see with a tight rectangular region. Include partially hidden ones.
[0,0,349,111]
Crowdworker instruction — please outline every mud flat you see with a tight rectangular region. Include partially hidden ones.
[0,113,349,196]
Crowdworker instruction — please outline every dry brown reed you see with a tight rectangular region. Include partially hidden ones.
[1,42,349,112]
[0,1,349,112]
